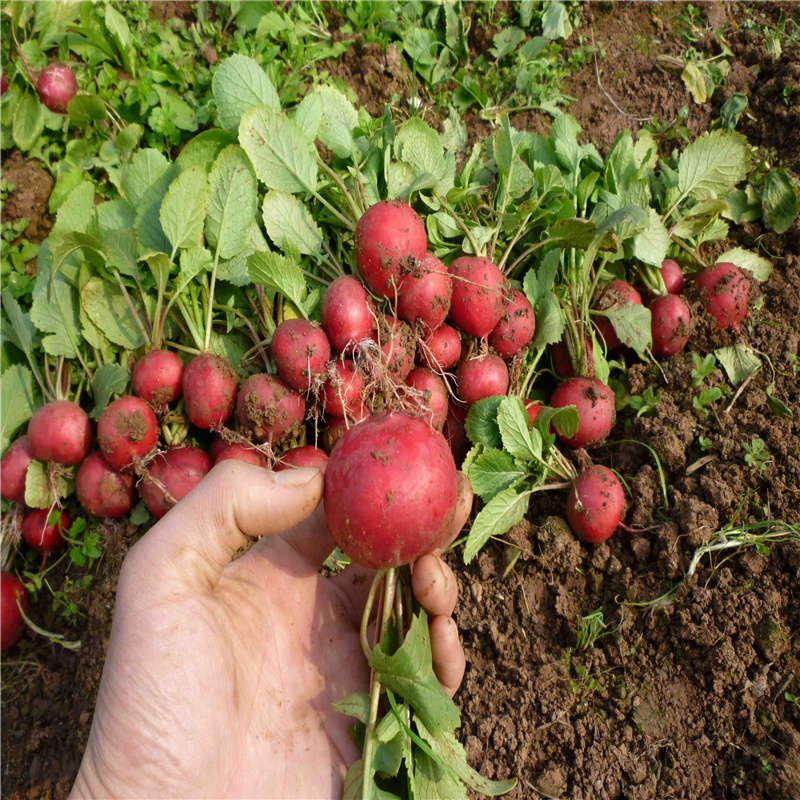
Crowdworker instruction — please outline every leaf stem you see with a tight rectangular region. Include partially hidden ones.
[175,297,205,351]
[112,271,151,348]
[318,159,363,220]
[435,192,481,256]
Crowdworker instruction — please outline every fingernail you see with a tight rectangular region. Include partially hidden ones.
[272,467,321,486]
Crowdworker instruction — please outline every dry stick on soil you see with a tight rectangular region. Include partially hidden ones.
[591,30,653,123]
[724,364,761,413]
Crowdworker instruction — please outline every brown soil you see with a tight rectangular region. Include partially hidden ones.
[1,151,54,243]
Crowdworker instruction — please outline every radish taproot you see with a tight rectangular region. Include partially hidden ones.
[488,289,535,359]
[1,572,28,653]
[37,63,77,113]
[1,437,34,504]
[649,294,692,357]
[237,374,306,443]
[405,367,448,430]
[420,324,461,371]
[551,378,615,449]
[324,411,458,568]
[271,319,331,391]
[22,509,68,555]
[132,350,184,408]
[27,401,92,466]
[457,355,509,406]
[275,445,329,473]
[593,280,642,350]
[183,353,239,429]
[322,361,365,419]
[97,396,159,471]
[76,452,136,519]
[321,275,375,354]
[141,446,210,519]
[695,262,750,329]
[396,253,451,332]
[567,465,625,543]
[214,443,267,468]
[448,256,507,337]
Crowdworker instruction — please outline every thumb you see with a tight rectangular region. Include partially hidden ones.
[125,461,324,594]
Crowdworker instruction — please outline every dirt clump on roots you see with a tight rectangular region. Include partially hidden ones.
[1,152,54,243]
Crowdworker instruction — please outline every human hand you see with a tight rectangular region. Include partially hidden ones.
[70,461,472,799]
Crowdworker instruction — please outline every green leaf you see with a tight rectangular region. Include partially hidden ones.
[135,163,180,255]
[67,95,107,126]
[90,363,129,419]
[239,105,318,193]
[594,303,652,356]
[292,92,324,141]
[468,449,526,501]
[465,396,504,448]
[715,344,761,386]
[369,609,461,737]
[261,190,323,255]
[248,250,307,313]
[175,247,213,297]
[81,277,146,349]
[441,106,467,152]
[531,292,564,348]
[537,405,579,439]
[765,384,793,420]
[716,247,773,282]
[2,290,39,356]
[333,692,371,724]
[542,1,573,39]
[490,27,526,60]
[24,459,73,510]
[761,169,799,235]
[121,149,169,208]
[394,118,450,192]
[153,85,198,132]
[413,750,468,800]
[31,255,83,358]
[0,365,38,452]
[677,130,748,202]
[160,165,210,252]
[342,761,402,800]
[104,4,134,74]
[213,54,280,131]
[497,396,539,461]
[464,487,530,563]
[116,124,143,160]
[13,92,44,151]
[632,208,670,267]
[129,501,150,526]
[681,63,708,104]
[177,129,238,171]
[314,86,359,159]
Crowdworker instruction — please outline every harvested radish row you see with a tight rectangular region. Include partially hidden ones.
[237,374,306,443]
[457,354,509,406]
[214,443,267,468]
[378,315,415,380]
[322,361,366,419]
[567,465,625,543]
[695,262,750,329]
[448,256,507,337]
[443,403,469,464]
[76,452,136,519]
[649,294,692,357]
[420,324,461,371]
[551,337,593,379]
[275,445,329,472]
[22,509,68,555]
[551,377,616,449]
[132,350,185,408]
[324,411,458,569]
[183,353,239,429]
[396,253,451,332]
[141,446,210,519]
[271,319,331,391]
[488,289,535,359]
[1,571,28,652]
[355,200,427,298]
[405,367,448,430]
[37,63,77,113]
[97,396,159,471]
[1,436,34,504]
[593,280,642,350]
[321,275,375,354]
[27,401,92,466]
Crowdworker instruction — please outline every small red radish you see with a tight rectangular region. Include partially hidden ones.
[214,443,267,468]
[457,355,509,406]
[183,353,239,429]
[378,315,414,380]
[21,508,68,555]
[396,253,451,332]
[1,437,34,505]
[448,256,507,338]
[525,400,542,426]
[489,289,535,359]
[322,361,365,419]
[593,280,643,350]
[551,377,615,449]
[695,262,750,329]
[132,350,184,408]
[321,406,369,453]
[321,275,375,354]
[659,259,685,295]
[97,396,159,471]
[355,200,427,298]
[275,445,329,473]
[141,446,210,519]
[649,294,692,357]
[27,400,92,466]
[0,75,8,96]
[271,319,331,392]
[420,324,461,371]
[37,63,77,114]
[552,337,594,379]
[1,571,28,652]
[567,465,625,544]
[237,374,306,443]
[405,367,448,430]
[76,452,136,519]
[324,411,458,569]
[443,403,469,464]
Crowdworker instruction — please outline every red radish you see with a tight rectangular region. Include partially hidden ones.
[97,396,159,471]
[27,401,92,466]
[552,337,593,379]
[405,368,448,430]
[37,63,77,114]
[141,446,210,519]
[1,437,34,504]
[551,377,615,449]
[355,200,427,298]
[659,259,685,295]
[210,434,226,463]
[378,315,414,380]
[183,353,239,429]
[132,350,184,408]
[214,443,267,468]
[593,280,642,350]
[271,319,331,391]
[420,324,461,371]
[489,289,535,359]
[322,361,365,418]
[275,445,329,473]
[21,509,68,555]
[649,294,691,357]
[448,256,507,338]
[396,253,451,332]
[321,413,365,453]
[0,75,8,96]
[695,262,750,329]
[324,411,458,569]
[443,404,469,464]
[237,374,306,443]
[1,572,28,652]
[457,355,509,406]
[321,275,375,354]
[525,400,542,426]
[567,465,625,543]
[76,452,136,519]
